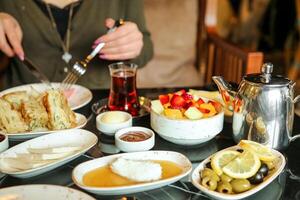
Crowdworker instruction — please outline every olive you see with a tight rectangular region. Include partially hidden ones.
[201,176,218,191]
[258,163,269,177]
[217,181,233,194]
[206,161,212,169]
[248,172,264,184]
[231,179,251,193]
[201,168,220,182]
[220,174,233,183]
[236,149,244,153]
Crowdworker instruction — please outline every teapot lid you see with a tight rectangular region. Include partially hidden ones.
[244,63,291,86]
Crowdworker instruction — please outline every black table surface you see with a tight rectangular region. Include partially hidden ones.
[1,88,300,200]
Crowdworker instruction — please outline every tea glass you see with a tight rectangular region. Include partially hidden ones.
[108,62,140,116]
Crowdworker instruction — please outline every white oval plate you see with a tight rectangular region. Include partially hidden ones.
[72,151,192,196]
[0,83,93,110]
[0,184,95,200]
[5,113,87,141]
[191,146,286,200]
[0,129,98,178]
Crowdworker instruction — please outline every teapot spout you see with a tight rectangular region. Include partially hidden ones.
[212,76,237,107]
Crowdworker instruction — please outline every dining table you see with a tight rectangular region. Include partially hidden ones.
[0,87,300,200]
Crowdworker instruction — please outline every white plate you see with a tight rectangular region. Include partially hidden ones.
[5,113,87,141]
[0,129,98,178]
[72,151,192,195]
[0,83,92,110]
[191,146,286,200]
[0,184,95,200]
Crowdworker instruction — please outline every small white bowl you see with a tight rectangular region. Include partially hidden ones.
[115,127,155,152]
[0,133,9,153]
[96,111,132,136]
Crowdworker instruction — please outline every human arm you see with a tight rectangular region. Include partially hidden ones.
[0,13,24,60]
[93,0,153,67]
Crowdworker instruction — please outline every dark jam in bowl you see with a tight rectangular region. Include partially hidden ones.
[120,131,151,142]
[0,134,5,142]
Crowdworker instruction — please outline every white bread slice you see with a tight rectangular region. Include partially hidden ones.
[0,98,28,133]
[2,91,30,110]
[20,97,48,131]
[43,89,76,130]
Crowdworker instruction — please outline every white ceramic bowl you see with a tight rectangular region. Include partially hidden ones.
[0,133,8,153]
[191,145,285,200]
[151,110,224,145]
[96,111,132,136]
[115,127,155,152]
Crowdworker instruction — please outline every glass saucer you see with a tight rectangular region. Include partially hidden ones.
[91,96,151,119]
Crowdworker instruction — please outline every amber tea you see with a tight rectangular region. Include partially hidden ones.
[108,63,140,116]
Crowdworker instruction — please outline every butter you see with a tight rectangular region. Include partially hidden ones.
[101,111,129,124]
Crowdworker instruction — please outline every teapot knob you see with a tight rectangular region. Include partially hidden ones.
[261,63,273,74]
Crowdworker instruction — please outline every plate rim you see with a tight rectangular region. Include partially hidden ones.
[4,113,87,140]
[191,145,286,200]
[0,184,96,200]
[0,82,93,110]
[72,150,192,193]
[0,129,98,176]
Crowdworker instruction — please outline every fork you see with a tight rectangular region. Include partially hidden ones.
[60,19,124,90]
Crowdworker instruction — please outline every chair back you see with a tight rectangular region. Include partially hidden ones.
[205,33,263,83]
[198,0,264,84]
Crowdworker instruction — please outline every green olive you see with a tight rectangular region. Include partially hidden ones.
[231,179,251,193]
[201,176,218,191]
[217,181,233,194]
[220,174,232,183]
[201,168,220,181]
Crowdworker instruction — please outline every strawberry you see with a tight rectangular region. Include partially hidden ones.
[170,94,186,109]
[159,94,169,105]
[175,89,186,96]
[184,101,193,109]
[194,98,205,108]
[182,93,193,101]
[197,98,205,105]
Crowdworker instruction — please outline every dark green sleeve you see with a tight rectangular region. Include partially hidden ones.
[124,0,153,68]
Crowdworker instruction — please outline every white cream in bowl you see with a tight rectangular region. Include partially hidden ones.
[96,111,132,136]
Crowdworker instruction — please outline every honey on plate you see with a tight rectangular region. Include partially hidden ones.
[83,160,182,187]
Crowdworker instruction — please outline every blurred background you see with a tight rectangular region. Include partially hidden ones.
[137,0,300,94]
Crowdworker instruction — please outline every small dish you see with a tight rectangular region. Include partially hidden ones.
[191,145,286,200]
[96,111,132,136]
[115,127,155,152]
[0,133,8,153]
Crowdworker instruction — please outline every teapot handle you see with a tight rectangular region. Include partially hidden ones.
[291,95,300,142]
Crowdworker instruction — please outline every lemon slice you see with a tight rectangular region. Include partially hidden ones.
[238,140,276,162]
[222,150,261,179]
[211,150,240,176]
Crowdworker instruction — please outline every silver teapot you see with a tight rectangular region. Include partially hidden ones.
[213,63,300,150]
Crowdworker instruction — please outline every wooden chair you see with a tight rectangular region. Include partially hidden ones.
[197,0,264,84]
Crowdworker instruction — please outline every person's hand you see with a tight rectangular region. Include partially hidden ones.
[0,13,24,60]
[93,18,143,60]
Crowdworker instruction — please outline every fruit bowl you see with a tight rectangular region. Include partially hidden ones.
[151,110,224,145]
[150,89,224,146]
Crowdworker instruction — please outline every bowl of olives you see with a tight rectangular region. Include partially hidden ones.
[191,141,285,200]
